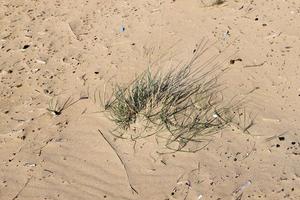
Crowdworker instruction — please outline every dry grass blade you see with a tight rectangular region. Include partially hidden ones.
[47,95,88,116]
[98,129,138,194]
[47,96,74,116]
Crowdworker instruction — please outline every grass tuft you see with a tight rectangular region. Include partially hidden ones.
[104,47,242,152]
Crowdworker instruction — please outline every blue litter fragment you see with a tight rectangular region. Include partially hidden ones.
[120,25,125,32]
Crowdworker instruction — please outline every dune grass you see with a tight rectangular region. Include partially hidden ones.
[104,48,240,152]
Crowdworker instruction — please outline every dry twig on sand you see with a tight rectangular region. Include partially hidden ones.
[98,129,138,194]
[12,177,32,200]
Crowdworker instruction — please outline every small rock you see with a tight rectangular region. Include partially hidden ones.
[23,44,30,49]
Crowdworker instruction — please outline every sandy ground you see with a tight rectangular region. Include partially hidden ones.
[1,0,300,199]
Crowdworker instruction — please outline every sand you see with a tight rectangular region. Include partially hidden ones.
[1,0,300,199]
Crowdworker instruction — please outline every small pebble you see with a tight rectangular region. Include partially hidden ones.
[23,44,30,49]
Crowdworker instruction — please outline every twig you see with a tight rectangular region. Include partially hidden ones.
[265,131,288,142]
[243,119,254,133]
[243,61,266,68]
[8,145,24,163]
[246,87,259,95]
[68,23,79,40]
[235,193,243,200]
[10,118,26,122]
[38,138,54,156]
[12,177,32,200]
[43,169,54,174]
[98,129,138,194]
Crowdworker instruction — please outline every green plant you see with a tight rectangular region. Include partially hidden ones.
[104,48,241,152]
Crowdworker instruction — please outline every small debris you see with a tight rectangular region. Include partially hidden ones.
[230,58,243,64]
[32,68,40,73]
[43,169,54,174]
[36,59,46,64]
[223,30,230,39]
[24,163,36,167]
[120,25,125,32]
[22,44,30,49]
[232,180,252,195]
[244,61,266,68]
[261,118,281,123]
[278,136,285,141]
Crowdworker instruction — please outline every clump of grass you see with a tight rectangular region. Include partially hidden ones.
[48,96,73,116]
[47,95,88,116]
[104,48,239,152]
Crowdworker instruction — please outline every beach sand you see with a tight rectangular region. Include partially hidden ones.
[0,0,300,199]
